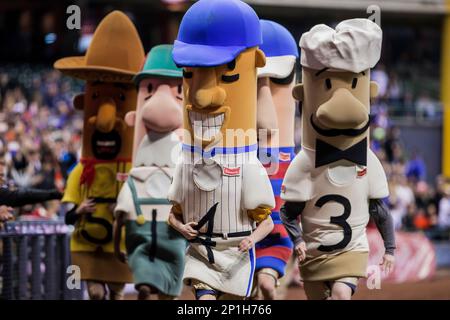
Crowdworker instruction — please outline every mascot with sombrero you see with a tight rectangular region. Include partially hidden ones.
[114,44,187,300]
[55,11,145,300]
[280,19,396,300]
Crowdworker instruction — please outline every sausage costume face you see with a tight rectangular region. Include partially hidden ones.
[254,20,298,298]
[281,19,392,299]
[55,11,144,298]
[168,0,275,299]
[114,45,187,299]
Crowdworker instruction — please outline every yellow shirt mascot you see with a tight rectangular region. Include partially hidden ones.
[54,11,145,300]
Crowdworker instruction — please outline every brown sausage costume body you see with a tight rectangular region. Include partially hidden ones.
[55,11,145,299]
[168,0,275,299]
[280,19,396,300]
[114,45,187,300]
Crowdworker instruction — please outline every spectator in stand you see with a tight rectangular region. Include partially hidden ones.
[389,174,415,230]
[415,181,431,208]
[0,205,13,222]
[415,92,438,119]
[438,184,450,232]
[402,202,418,231]
[386,71,403,107]
[406,151,427,182]
[425,202,441,239]
[0,205,13,230]
[372,64,389,99]
[384,126,402,163]
[434,175,447,215]
[413,207,431,231]
[54,137,78,180]
[0,151,62,208]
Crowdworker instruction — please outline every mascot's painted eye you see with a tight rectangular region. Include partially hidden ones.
[227,60,236,70]
[177,84,182,94]
[92,92,99,100]
[119,92,126,101]
[221,74,239,83]
[352,78,358,89]
[221,59,239,83]
[147,83,153,93]
[325,78,332,90]
[183,70,193,79]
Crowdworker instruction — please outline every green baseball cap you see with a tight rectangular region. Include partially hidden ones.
[134,44,182,85]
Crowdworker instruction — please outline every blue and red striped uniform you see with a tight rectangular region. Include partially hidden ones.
[255,146,295,277]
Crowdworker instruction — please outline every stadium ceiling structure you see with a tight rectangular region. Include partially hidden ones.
[244,0,447,14]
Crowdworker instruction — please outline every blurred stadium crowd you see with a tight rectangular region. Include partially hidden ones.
[0,65,83,220]
[0,63,449,240]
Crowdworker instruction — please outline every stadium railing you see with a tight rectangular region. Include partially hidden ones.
[0,220,83,300]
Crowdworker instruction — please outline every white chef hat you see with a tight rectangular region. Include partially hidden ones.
[300,18,382,73]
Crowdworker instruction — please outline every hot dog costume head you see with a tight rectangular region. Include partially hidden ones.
[168,0,275,298]
[55,11,144,293]
[281,19,394,299]
[254,20,298,296]
[114,44,187,299]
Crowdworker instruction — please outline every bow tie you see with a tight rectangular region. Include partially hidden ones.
[315,138,367,168]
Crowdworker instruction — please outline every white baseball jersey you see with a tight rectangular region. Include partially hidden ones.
[281,146,389,259]
[168,144,275,234]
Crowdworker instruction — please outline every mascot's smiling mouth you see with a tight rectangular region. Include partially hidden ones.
[91,129,122,160]
[186,105,230,145]
[188,111,225,141]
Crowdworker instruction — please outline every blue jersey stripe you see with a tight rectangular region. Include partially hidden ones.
[271,179,283,196]
[270,211,281,221]
[255,256,288,277]
[255,237,294,249]
[183,143,258,158]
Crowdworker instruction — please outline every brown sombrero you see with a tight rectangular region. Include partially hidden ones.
[54,10,145,83]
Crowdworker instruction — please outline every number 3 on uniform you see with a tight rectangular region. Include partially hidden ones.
[316,194,352,252]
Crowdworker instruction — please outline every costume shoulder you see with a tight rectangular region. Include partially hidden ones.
[114,180,133,218]
[167,161,183,205]
[62,162,83,205]
[242,160,275,210]
[368,149,389,199]
[281,149,314,202]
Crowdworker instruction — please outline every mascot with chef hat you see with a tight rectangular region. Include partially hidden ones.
[280,19,396,300]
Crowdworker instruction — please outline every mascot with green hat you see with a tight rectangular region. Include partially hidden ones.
[114,44,187,300]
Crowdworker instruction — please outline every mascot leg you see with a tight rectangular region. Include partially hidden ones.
[137,284,153,300]
[87,281,106,300]
[256,268,278,300]
[107,282,125,300]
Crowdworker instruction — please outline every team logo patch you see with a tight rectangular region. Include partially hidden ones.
[223,166,241,177]
[357,168,367,178]
[279,152,291,161]
[116,172,129,182]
